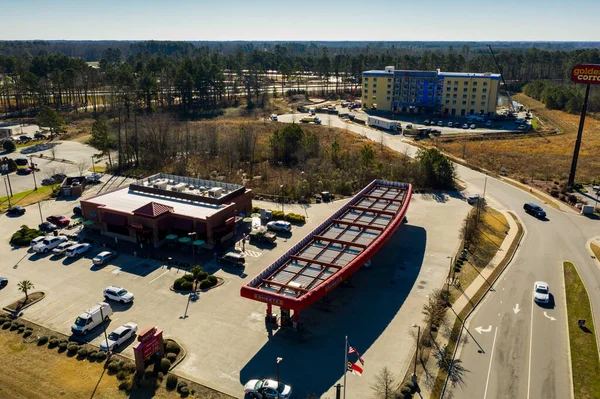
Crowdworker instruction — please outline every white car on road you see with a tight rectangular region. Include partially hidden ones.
[244,379,292,399]
[33,236,68,253]
[65,243,91,258]
[533,281,550,304]
[103,286,135,303]
[266,221,292,232]
[99,322,138,351]
[93,251,116,266]
[30,236,48,247]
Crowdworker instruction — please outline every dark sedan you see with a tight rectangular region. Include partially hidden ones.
[39,222,57,232]
[7,206,26,216]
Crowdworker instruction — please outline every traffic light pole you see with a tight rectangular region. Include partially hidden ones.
[567,83,590,187]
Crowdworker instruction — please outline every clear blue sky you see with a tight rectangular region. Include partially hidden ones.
[2,0,597,41]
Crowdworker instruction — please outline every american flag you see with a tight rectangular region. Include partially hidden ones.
[348,343,365,365]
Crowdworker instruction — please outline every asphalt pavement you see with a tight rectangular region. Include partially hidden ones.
[278,112,599,399]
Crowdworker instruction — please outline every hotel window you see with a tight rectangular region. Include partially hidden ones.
[387,85,391,88]
[419,79,424,84]
[387,91,391,95]
[463,94,467,99]
[446,94,450,98]
[462,101,467,105]
[472,88,477,93]
[454,81,458,86]
[372,96,377,100]
[453,94,457,98]
[364,96,368,100]
[388,78,391,82]
[387,97,390,101]
[482,95,487,100]
[480,109,485,114]
[452,100,457,104]
[483,88,487,93]
[471,101,475,106]
[446,87,451,92]
[372,90,376,94]
[463,88,468,92]
[464,81,468,86]
[483,82,488,86]
[481,102,486,106]
[473,82,478,86]
[373,84,377,88]
[472,94,476,99]
[447,80,451,85]
[364,78,369,81]
[364,84,368,88]
[454,88,458,92]
[445,100,450,104]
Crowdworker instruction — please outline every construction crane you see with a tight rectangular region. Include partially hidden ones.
[487,44,515,115]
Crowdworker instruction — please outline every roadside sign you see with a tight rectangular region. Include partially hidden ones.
[571,64,600,85]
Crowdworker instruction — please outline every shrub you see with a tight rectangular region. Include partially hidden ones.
[67,343,79,354]
[25,326,33,331]
[77,348,88,357]
[144,369,154,380]
[38,336,48,345]
[10,225,44,247]
[18,326,25,333]
[165,341,181,355]
[199,279,212,289]
[177,380,188,393]
[108,360,122,373]
[10,322,19,331]
[116,370,129,381]
[2,321,11,329]
[23,330,32,338]
[454,266,461,273]
[0,316,6,324]
[190,265,203,278]
[284,212,306,224]
[166,374,178,389]
[404,380,416,392]
[122,361,136,374]
[180,386,190,396]
[207,275,217,285]
[180,281,193,291]
[17,322,24,328]
[568,194,578,204]
[550,189,559,198]
[400,386,413,398]
[96,351,107,360]
[270,210,284,220]
[3,139,16,152]
[48,338,59,348]
[182,274,195,282]
[87,350,98,359]
[55,341,66,350]
[251,206,261,214]
[173,277,187,290]
[118,378,133,391]
[166,352,177,362]
[160,358,171,373]
[196,271,209,282]
[156,371,164,381]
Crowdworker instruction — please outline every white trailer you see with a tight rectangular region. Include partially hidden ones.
[367,116,398,131]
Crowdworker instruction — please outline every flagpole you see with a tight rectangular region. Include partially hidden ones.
[344,335,348,399]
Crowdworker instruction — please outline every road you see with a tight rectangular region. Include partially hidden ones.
[278,112,600,398]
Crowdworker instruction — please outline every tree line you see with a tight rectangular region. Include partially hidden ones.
[523,80,600,114]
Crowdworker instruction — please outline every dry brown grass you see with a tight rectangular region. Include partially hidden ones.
[437,93,600,183]
[591,243,600,261]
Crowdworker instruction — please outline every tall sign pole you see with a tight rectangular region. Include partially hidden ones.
[568,64,600,187]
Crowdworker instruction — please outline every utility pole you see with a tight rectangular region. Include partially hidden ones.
[29,156,37,190]
[567,83,590,187]
[4,178,11,208]
[99,306,110,357]
[38,202,43,224]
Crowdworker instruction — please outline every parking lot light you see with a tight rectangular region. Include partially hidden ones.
[276,357,283,392]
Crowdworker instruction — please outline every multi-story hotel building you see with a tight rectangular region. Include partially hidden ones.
[362,66,500,117]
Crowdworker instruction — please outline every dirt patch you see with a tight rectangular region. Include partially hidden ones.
[4,292,45,313]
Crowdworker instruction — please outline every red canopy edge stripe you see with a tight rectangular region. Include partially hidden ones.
[240,184,413,312]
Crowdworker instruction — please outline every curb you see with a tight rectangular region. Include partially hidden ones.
[3,292,46,314]
[561,261,575,399]
[164,337,187,371]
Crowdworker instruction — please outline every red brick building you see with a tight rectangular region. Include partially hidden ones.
[80,174,252,249]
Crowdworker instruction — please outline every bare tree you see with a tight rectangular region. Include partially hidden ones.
[370,366,399,399]
[75,158,90,176]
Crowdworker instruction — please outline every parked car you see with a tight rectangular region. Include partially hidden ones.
[437,121,443,126]
[244,379,292,399]
[33,236,68,253]
[424,119,430,125]
[470,124,476,129]
[30,236,48,247]
[19,135,30,142]
[462,123,469,129]
[103,286,134,303]
[52,240,76,256]
[34,132,46,140]
[16,167,32,175]
[86,173,101,184]
[216,251,246,266]
[73,206,82,216]
[267,221,292,232]
[523,203,546,219]
[6,206,25,216]
[47,215,70,228]
[454,122,461,128]
[485,120,492,127]
[270,114,278,121]
[533,281,550,304]
[0,277,8,288]
[99,322,138,351]
[38,222,57,232]
[65,243,91,258]
[467,195,482,205]
[248,227,277,244]
[15,158,29,166]
[71,302,113,335]
[93,251,116,266]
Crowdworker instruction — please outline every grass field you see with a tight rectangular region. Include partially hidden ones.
[438,93,600,183]
[0,185,57,213]
[563,261,600,399]
[449,206,508,303]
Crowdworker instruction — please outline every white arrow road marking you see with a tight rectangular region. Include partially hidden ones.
[513,303,521,314]
[543,311,556,321]
[475,325,492,334]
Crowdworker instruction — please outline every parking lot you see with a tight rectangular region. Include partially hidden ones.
[0,183,472,398]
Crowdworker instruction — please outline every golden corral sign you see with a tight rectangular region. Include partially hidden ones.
[571,64,600,84]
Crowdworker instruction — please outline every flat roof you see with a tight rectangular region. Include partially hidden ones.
[241,180,412,311]
[85,186,226,219]
[136,173,244,201]
[363,69,500,79]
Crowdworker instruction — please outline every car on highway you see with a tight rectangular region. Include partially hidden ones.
[6,206,26,216]
[93,251,116,266]
[46,215,71,228]
[103,286,134,303]
[52,240,76,256]
[33,236,68,253]
[30,236,48,247]
[266,221,292,232]
[99,322,138,352]
[65,243,91,258]
[533,281,550,304]
[0,277,8,289]
[523,203,546,219]
[216,251,246,266]
[16,167,32,175]
[244,379,292,399]
[38,221,58,232]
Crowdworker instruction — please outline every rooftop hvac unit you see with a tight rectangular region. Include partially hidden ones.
[208,187,223,198]
[153,180,168,189]
[171,183,186,192]
[288,282,303,289]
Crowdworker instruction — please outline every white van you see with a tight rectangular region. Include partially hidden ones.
[71,302,113,335]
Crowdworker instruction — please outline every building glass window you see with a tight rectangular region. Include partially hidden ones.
[364,84,368,88]
[462,94,467,99]
[481,102,486,106]
[471,101,475,106]
[464,81,468,85]
[387,97,390,101]
[452,100,457,104]
[373,96,377,100]
[454,88,458,92]
[483,88,487,93]
[462,101,467,105]
[373,84,377,88]
[446,94,450,98]
[483,82,488,86]
[446,87,451,92]
[453,94,457,98]
[445,100,450,104]
[454,81,458,86]
[473,82,478,86]
[388,78,391,82]
[472,88,477,92]
[463,88,468,92]
[387,91,391,95]
[387,84,391,88]
[364,78,369,81]
[482,95,487,100]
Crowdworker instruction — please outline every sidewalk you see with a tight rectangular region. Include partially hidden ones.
[419,210,520,397]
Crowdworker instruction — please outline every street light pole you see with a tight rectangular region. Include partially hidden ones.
[188,232,196,261]
[412,324,421,377]
[37,202,43,224]
[276,357,283,393]
[99,306,110,357]
[28,156,37,190]
[4,178,11,208]
[280,184,284,215]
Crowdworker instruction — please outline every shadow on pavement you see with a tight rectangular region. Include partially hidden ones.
[240,223,426,398]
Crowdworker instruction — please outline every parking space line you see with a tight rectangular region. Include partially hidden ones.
[26,300,62,318]
[41,303,76,323]
[148,269,171,284]
[56,313,81,328]
[113,258,145,275]
[102,265,120,273]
